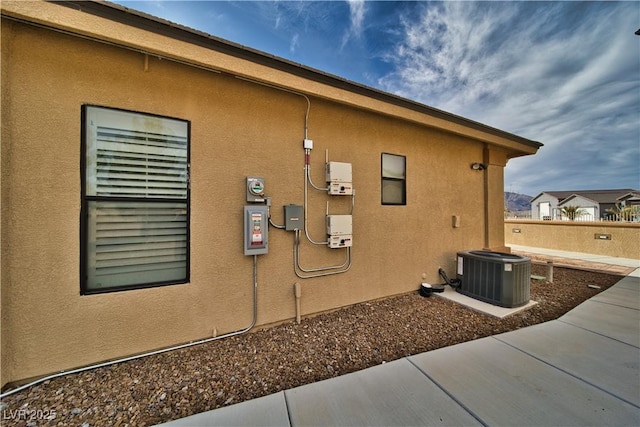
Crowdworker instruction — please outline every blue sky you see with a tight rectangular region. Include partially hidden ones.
[114,0,639,197]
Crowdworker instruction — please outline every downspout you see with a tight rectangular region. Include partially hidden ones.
[483,144,490,249]
[0,255,260,399]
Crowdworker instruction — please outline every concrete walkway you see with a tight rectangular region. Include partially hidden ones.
[509,244,639,276]
[159,247,640,426]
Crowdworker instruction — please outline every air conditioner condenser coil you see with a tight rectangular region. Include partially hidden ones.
[456,250,531,308]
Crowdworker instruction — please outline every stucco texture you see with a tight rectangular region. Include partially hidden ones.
[1,9,524,386]
[505,220,640,259]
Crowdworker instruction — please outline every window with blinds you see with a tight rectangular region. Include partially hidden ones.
[82,106,189,293]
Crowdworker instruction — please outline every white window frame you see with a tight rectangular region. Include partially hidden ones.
[381,153,406,205]
[81,105,190,294]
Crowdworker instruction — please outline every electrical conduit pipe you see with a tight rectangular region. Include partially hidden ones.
[0,255,260,399]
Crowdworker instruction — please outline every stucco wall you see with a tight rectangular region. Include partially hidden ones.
[1,17,513,386]
[505,220,640,259]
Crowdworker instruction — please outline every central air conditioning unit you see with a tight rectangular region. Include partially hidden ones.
[456,250,531,308]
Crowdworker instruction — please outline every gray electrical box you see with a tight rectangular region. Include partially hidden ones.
[246,176,265,203]
[284,204,303,231]
[244,205,269,255]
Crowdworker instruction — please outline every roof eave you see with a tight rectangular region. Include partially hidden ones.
[4,0,543,155]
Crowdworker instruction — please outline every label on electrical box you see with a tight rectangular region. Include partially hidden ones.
[328,182,353,196]
[328,235,352,248]
[251,213,263,245]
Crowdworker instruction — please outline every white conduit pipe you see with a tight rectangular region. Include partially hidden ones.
[233,78,326,248]
[306,163,329,192]
[0,24,321,400]
[234,77,351,277]
[2,16,223,77]
[0,255,260,399]
[303,157,329,245]
[293,230,352,278]
[294,229,350,273]
[233,77,349,253]
[234,76,310,140]
[294,249,352,279]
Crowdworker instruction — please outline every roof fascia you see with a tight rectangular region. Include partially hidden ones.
[3,0,542,156]
[617,192,640,201]
[529,193,547,203]
[558,194,599,206]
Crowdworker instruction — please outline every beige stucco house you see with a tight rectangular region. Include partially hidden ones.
[0,0,541,388]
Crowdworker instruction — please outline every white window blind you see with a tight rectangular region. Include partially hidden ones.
[86,201,187,289]
[84,106,189,292]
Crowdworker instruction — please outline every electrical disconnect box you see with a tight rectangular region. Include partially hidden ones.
[285,204,303,231]
[326,162,353,196]
[244,205,269,255]
[246,177,266,203]
[326,214,353,248]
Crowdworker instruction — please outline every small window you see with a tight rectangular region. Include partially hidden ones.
[381,153,406,205]
[81,106,190,294]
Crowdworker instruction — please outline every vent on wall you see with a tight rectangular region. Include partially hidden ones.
[456,250,531,308]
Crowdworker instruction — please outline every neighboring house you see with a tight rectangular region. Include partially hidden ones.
[617,191,640,207]
[0,0,542,388]
[530,189,638,220]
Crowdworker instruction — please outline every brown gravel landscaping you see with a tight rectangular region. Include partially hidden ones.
[0,264,624,426]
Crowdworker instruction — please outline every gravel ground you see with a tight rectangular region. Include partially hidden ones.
[0,264,623,426]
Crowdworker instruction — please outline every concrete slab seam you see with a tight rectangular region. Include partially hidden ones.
[493,334,640,409]
[556,319,640,350]
[404,357,489,427]
[282,390,294,427]
[586,298,640,312]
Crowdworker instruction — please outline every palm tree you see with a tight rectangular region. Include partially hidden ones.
[560,205,585,221]
[606,203,640,222]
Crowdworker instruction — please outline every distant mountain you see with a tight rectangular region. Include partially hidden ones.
[504,192,533,212]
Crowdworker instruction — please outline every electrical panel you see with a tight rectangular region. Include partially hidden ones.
[326,162,353,196]
[246,177,265,203]
[326,214,352,248]
[244,205,268,255]
[285,204,303,231]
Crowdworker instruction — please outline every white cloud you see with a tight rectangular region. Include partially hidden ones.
[379,2,640,195]
[347,0,365,34]
[290,33,299,53]
[341,0,366,48]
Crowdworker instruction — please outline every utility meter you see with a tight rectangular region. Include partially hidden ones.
[246,177,265,202]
